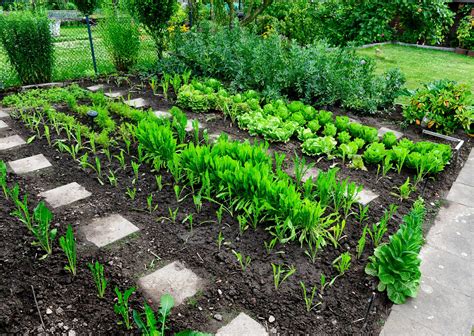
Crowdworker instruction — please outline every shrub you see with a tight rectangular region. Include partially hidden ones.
[164,23,405,113]
[0,11,54,85]
[403,80,473,134]
[457,15,474,50]
[129,0,177,57]
[72,0,97,15]
[99,14,141,71]
[366,198,425,304]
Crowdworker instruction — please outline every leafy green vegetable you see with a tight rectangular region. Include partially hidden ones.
[302,136,337,159]
[363,142,386,165]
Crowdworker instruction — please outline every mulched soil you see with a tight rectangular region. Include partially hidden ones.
[0,76,471,335]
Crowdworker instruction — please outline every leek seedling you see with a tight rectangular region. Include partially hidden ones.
[59,225,77,276]
[332,252,351,275]
[32,201,57,258]
[271,263,296,290]
[300,282,321,312]
[88,261,107,298]
[114,286,136,330]
[232,250,251,272]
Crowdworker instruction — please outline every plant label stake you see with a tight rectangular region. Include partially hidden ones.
[86,15,98,75]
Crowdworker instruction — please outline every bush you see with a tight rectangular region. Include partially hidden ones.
[99,14,140,71]
[403,80,473,134]
[366,198,426,304]
[164,23,405,113]
[457,16,474,50]
[0,11,54,85]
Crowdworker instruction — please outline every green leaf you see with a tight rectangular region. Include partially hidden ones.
[159,294,174,316]
[27,135,36,144]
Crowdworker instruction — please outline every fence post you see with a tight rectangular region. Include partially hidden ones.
[85,15,98,75]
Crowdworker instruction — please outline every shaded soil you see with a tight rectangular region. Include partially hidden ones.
[0,76,471,335]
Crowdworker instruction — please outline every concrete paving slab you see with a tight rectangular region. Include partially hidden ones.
[0,110,9,118]
[154,110,172,119]
[378,127,403,139]
[138,261,202,306]
[216,312,268,336]
[39,182,91,208]
[455,163,474,187]
[125,98,148,108]
[8,154,52,174]
[82,214,139,247]
[419,244,472,294]
[21,82,64,90]
[356,188,379,205]
[186,119,203,132]
[104,92,123,98]
[426,201,473,259]
[446,181,474,207]
[0,135,25,151]
[302,167,320,182]
[388,277,472,335]
[0,120,9,130]
[86,84,105,92]
[381,314,442,336]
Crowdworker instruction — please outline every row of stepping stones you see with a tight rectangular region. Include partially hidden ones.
[0,106,267,335]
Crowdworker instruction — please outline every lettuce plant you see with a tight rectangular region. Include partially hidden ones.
[363,142,386,165]
[382,132,398,149]
[302,136,337,159]
[365,199,425,304]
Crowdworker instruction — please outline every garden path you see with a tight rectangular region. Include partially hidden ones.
[381,149,474,336]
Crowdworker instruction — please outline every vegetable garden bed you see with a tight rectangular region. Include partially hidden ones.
[0,75,471,335]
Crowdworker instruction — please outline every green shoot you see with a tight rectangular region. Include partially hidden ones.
[114,286,136,330]
[300,281,321,312]
[332,252,351,275]
[32,201,57,258]
[126,187,137,200]
[155,175,163,191]
[11,189,33,231]
[356,225,368,259]
[216,205,223,225]
[147,194,158,213]
[217,231,224,250]
[271,263,296,290]
[232,250,251,272]
[107,170,118,187]
[131,161,140,182]
[391,177,414,202]
[88,261,107,298]
[59,225,77,276]
[0,161,8,198]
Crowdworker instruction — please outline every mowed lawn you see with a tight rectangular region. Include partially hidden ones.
[357,44,474,93]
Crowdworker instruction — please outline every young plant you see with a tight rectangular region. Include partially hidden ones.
[155,175,163,191]
[356,225,368,259]
[193,193,202,213]
[305,235,325,264]
[149,76,158,95]
[332,252,351,275]
[126,187,137,200]
[300,281,321,312]
[32,201,57,258]
[107,170,118,187]
[131,161,140,183]
[237,214,249,235]
[356,204,370,226]
[216,205,223,225]
[232,250,251,272]
[11,189,33,231]
[171,74,182,94]
[133,294,175,336]
[59,225,77,276]
[367,204,398,247]
[161,76,170,100]
[271,263,296,290]
[391,177,414,202]
[183,213,194,232]
[88,261,107,298]
[293,152,315,188]
[326,220,346,248]
[146,193,158,213]
[216,231,224,250]
[114,150,126,169]
[0,161,8,198]
[114,286,136,330]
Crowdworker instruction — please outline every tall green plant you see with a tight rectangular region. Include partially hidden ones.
[365,198,426,304]
[0,11,54,85]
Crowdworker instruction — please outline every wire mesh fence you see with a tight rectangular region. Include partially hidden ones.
[0,10,157,88]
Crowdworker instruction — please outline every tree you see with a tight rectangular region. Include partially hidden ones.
[72,0,98,15]
[130,0,177,58]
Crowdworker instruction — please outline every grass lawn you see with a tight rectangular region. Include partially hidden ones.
[357,44,474,93]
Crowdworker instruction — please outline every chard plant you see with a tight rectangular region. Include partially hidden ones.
[232,250,251,272]
[114,286,136,330]
[271,263,296,290]
[88,261,107,298]
[11,188,33,231]
[32,201,57,258]
[59,225,77,276]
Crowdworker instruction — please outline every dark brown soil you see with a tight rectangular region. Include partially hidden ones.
[0,76,471,335]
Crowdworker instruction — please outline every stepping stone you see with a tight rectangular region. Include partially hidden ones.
[208,132,231,143]
[0,135,25,151]
[0,120,9,130]
[104,92,123,98]
[125,98,148,108]
[446,181,474,208]
[185,119,203,132]
[0,110,9,119]
[82,214,139,247]
[355,188,379,205]
[8,154,52,174]
[21,82,64,90]
[378,127,403,139]
[302,167,320,182]
[138,261,202,306]
[216,313,268,336]
[154,110,172,119]
[39,182,91,208]
[86,84,105,92]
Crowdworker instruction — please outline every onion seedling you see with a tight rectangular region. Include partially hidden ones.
[114,286,136,330]
[88,261,107,298]
[59,225,77,276]
[271,263,296,290]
